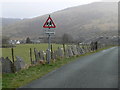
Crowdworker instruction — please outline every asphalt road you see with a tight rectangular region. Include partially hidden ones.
[22,47,118,88]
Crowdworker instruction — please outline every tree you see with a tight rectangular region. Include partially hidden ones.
[2,36,10,44]
[61,33,73,44]
[26,37,31,43]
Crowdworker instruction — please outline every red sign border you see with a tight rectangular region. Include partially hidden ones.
[43,16,56,28]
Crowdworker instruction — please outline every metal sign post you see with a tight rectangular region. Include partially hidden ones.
[48,31,51,64]
[43,15,56,64]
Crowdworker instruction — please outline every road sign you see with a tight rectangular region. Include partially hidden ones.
[43,15,56,64]
[43,15,56,28]
[45,32,55,35]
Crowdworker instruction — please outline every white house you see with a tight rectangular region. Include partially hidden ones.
[16,40,20,44]
[9,40,21,45]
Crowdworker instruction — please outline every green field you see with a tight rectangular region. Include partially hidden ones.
[1,44,63,64]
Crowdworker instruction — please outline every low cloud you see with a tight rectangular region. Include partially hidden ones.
[101,0,119,2]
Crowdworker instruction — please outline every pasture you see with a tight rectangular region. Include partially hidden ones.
[2,44,63,64]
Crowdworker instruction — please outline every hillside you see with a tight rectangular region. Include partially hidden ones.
[1,18,22,26]
[2,2,118,40]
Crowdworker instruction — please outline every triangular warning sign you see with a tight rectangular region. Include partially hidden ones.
[43,15,56,28]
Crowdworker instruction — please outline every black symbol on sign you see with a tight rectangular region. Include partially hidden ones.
[47,21,52,26]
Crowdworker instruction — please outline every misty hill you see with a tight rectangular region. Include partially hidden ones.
[2,2,118,40]
[1,18,22,26]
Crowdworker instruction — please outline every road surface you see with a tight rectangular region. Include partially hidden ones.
[22,47,118,88]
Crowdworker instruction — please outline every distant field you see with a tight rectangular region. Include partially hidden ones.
[2,44,63,64]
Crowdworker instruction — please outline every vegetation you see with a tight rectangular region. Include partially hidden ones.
[2,46,113,88]
[2,36,10,44]
[26,37,31,44]
[1,36,14,48]
[1,36,16,48]
[61,33,73,44]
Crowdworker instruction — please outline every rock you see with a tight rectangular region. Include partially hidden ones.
[14,56,25,71]
[46,49,51,63]
[39,50,45,60]
[57,47,64,58]
[34,48,39,62]
[0,57,13,73]
[68,46,73,57]
[52,50,57,60]
[71,45,78,55]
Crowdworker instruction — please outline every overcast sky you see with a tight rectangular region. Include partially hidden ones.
[0,0,119,19]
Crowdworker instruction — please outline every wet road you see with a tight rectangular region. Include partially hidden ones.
[22,47,118,88]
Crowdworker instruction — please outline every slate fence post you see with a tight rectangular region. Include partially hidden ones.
[51,44,53,60]
[63,44,66,57]
[30,48,33,64]
[11,48,15,73]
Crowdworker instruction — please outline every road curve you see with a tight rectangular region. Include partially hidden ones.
[22,47,118,88]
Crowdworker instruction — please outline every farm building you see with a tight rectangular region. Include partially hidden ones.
[9,40,21,45]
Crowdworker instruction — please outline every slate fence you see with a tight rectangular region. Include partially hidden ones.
[0,42,105,73]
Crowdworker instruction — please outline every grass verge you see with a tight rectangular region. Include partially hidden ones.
[2,46,114,88]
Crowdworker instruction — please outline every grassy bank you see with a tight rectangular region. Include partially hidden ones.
[2,46,114,88]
